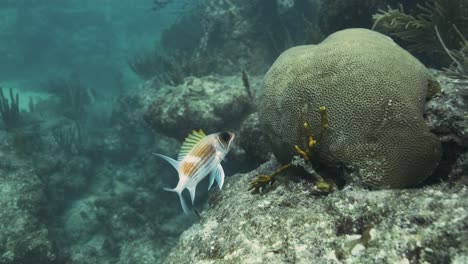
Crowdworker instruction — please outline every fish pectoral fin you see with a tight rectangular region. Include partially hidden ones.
[154,153,179,171]
[214,164,225,189]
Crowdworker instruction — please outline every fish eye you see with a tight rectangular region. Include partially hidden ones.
[219,132,231,142]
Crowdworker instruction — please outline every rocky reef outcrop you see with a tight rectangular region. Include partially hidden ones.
[163,156,467,263]
[0,133,56,263]
[144,75,259,140]
[164,69,467,263]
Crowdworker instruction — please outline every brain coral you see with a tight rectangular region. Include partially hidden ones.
[259,28,441,188]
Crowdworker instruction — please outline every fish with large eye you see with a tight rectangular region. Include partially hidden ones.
[154,130,235,214]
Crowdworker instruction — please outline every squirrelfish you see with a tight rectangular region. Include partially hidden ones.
[154,129,235,214]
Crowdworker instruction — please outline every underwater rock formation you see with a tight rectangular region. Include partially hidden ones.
[259,28,441,189]
[163,156,468,263]
[238,112,271,164]
[144,75,259,140]
[0,136,55,263]
[163,65,467,263]
[152,0,274,76]
[143,74,268,171]
[43,124,187,263]
[146,0,323,81]
[424,70,468,184]
[425,71,468,147]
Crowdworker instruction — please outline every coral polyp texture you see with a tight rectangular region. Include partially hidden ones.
[259,28,442,188]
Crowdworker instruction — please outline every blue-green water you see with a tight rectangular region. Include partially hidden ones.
[0,0,181,95]
[0,0,466,263]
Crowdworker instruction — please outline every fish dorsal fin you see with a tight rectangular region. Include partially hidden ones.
[177,129,207,161]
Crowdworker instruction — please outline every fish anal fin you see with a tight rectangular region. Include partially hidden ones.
[208,170,216,190]
[187,185,197,205]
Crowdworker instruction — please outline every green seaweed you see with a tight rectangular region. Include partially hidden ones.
[436,25,468,80]
[372,0,468,59]
[51,121,83,155]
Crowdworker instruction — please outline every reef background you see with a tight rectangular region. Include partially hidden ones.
[0,0,466,263]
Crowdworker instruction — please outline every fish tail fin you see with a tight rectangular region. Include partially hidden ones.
[163,187,191,214]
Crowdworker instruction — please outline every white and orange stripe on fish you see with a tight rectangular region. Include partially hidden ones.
[154,130,235,214]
